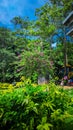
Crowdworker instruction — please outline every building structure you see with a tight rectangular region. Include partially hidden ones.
[63,11,73,37]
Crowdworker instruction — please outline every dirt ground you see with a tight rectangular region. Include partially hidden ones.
[62,86,73,89]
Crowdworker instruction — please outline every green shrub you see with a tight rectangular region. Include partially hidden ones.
[0,82,14,94]
[0,82,73,130]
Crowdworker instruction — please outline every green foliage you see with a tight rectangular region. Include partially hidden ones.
[0,82,73,130]
[0,27,18,82]
[20,45,52,82]
[0,0,73,83]
[0,82,14,94]
[35,0,73,70]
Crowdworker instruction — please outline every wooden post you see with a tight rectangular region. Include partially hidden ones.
[64,27,68,75]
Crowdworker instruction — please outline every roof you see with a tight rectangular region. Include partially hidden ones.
[63,11,73,25]
[66,28,73,37]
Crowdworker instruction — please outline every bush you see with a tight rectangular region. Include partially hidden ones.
[0,83,14,94]
[0,81,73,130]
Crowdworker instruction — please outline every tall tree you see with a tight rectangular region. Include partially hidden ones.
[0,27,17,82]
[35,0,73,74]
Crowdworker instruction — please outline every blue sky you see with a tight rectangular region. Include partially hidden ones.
[0,0,45,28]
